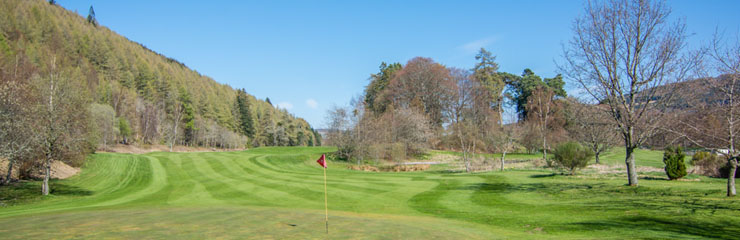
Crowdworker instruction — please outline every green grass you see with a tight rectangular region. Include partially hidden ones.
[598,147,671,168]
[0,146,738,239]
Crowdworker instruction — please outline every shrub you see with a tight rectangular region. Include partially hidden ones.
[663,146,687,180]
[552,141,594,174]
[719,163,740,179]
[691,151,724,177]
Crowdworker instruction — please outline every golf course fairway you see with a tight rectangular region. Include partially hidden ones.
[1,147,739,239]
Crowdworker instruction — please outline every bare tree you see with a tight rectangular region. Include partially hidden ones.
[446,68,479,172]
[167,99,183,152]
[326,105,355,160]
[88,104,118,149]
[495,122,522,171]
[526,87,559,162]
[566,98,619,164]
[666,32,740,196]
[0,55,36,185]
[561,0,696,186]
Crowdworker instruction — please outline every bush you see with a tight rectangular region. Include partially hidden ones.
[552,141,594,174]
[719,163,739,179]
[663,146,687,180]
[691,151,724,177]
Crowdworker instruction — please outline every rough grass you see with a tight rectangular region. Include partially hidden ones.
[0,147,738,239]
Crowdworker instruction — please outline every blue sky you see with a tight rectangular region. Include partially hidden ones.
[58,1,740,128]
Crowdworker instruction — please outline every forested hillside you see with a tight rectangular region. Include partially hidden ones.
[0,0,320,164]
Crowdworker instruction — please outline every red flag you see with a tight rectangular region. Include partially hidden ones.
[316,154,327,168]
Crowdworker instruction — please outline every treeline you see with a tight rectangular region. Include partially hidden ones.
[326,50,591,171]
[0,0,320,190]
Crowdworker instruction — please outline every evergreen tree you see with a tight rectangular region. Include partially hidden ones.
[312,128,322,146]
[87,6,97,27]
[364,62,402,115]
[236,89,255,138]
[473,48,506,121]
[179,88,196,144]
[663,146,687,180]
[509,69,566,120]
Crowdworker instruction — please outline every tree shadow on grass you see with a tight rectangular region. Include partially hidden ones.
[639,175,669,180]
[428,169,465,174]
[566,216,740,239]
[529,173,559,178]
[459,181,605,196]
[0,180,92,206]
[50,181,93,196]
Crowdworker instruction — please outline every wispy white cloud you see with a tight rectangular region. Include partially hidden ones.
[306,98,318,109]
[276,101,293,110]
[459,36,499,54]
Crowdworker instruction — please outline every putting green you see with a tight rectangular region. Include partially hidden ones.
[0,147,738,239]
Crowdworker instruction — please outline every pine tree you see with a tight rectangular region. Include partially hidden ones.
[179,88,195,145]
[87,6,97,27]
[236,89,254,137]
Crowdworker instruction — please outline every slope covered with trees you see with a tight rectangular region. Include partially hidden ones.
[0,0,320,186]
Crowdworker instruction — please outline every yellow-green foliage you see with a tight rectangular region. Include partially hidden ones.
[0,0,317,147]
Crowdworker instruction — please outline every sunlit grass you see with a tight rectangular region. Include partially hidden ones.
[0,147,737,239]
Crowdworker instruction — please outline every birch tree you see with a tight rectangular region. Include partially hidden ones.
[36,57,90,195]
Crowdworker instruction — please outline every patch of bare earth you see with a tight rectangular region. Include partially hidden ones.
[1,158,79,180]
[46,160,79,179]
[0,158,17,180]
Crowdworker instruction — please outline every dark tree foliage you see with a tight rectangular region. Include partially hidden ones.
[720,164,740,179]
[265,97,272,105]
[179,88,195,145]
[365,62,402,115]
[508,69,566,120]
[313,128,322,146]
[663,146,687,180]
[87,5,97,27]
[235,89,254,138]
[473,48,505,112]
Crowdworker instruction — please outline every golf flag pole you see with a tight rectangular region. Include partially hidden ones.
[316,154,328,234]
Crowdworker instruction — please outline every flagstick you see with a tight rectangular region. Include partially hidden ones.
[323,165,329,234]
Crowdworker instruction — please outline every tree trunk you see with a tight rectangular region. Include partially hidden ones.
[464,152,470,173]
[728,158,737,197]
[500,151,506,171]
[542,136,548,162]
[42,155,51,195]
[3,159,14,185]
[594,151,600,164]
[625,146,638,186]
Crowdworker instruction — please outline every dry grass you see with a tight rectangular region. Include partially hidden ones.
[101,144,245,154]
[347,164,431,172]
